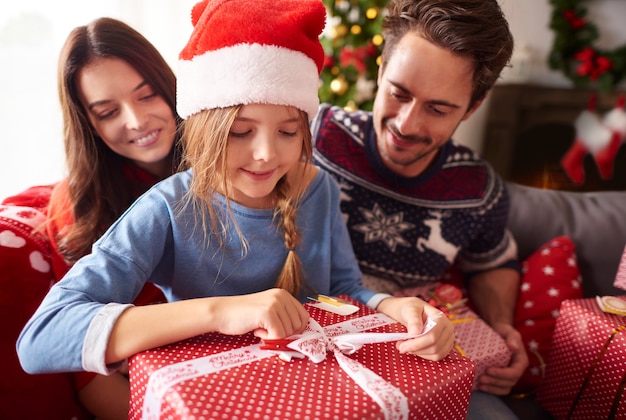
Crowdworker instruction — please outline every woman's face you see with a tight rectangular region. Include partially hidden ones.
[77,57,176,177]
[226,104,304,209]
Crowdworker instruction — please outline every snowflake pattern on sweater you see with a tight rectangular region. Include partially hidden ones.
[312,104,518,293]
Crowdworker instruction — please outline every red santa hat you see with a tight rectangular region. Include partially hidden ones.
[177,0,326,120]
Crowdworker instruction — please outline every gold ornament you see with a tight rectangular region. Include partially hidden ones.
[366,8,378,20]
[334,24,348,38]
[330,76,349,96]
[344,100,358,112]
[350,25,362,35]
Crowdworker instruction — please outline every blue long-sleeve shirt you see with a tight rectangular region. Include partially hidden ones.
[17,168,387,375]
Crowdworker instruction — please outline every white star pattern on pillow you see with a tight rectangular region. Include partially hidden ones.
[512,236,583,393]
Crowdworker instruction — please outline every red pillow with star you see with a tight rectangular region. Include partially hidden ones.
[512,236,582,394]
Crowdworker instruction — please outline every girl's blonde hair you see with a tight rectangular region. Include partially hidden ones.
[181,105,314,297]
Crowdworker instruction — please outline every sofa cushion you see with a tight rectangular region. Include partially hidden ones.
[506,182,626,297]
[512,236,583,394]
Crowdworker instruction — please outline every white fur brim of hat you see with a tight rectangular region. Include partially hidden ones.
[177,43,320,120]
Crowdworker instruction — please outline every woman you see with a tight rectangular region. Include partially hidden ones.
[46,17,184,419]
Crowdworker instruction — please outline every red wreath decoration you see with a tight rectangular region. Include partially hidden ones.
[549,0,626,93]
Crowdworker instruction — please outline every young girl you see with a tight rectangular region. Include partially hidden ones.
[18,0,453,380]
[47,17,183,418]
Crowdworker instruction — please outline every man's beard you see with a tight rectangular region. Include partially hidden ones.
[381,120,436,168]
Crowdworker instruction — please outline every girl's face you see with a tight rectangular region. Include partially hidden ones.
[226,104,304,208]
[77,57,177,177]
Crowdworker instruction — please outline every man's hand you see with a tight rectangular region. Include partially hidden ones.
[475,322,528,395]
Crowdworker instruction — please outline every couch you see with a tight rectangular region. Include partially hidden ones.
[502,182,626,418]
[2,182,625,419]
[506,182,626,298]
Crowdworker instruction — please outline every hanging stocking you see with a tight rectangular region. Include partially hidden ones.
[560,94,612,184]
[595,95,626,180]
[560,141,588,185]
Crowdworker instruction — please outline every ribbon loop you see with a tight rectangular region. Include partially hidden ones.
[285,315,439,362]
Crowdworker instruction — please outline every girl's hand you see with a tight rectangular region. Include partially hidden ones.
[376,297,455,361]
[210,288,309,339]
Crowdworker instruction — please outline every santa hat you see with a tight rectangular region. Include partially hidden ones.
[177,0,326,120]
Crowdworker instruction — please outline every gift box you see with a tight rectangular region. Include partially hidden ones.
[129,297,476,419]
[614,245,626,291]
[536,297,626,419]
[451,307,512,390]
[395,283,512,390]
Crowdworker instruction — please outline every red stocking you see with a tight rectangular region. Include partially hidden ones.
[594,134,621,180]
[595,95,626,180]
[560,140,588,185]
[561,94,611,184]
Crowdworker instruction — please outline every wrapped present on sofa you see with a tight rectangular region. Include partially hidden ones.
[129,296,476,420]
[536,297,626,419]
[451,306,512,390]
[395,283,512,390]
[613,245,626,291]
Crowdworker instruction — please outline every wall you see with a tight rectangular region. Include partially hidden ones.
[1,0,626,200]
[0,0,196,200]
[455,0,626,152]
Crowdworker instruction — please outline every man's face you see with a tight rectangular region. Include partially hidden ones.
[372,32,481,178]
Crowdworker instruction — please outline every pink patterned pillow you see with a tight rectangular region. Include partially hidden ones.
[513,236,582,394]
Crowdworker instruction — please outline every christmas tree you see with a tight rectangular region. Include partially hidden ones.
[319,0,387,111]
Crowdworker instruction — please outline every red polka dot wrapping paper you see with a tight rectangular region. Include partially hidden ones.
[129,296,476,420]
[536,297,626,419]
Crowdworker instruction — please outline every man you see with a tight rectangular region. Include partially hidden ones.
[312,0,527,418]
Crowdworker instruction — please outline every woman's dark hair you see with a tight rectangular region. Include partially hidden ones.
[57,17,184,263]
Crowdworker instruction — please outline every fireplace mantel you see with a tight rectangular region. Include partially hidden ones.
[482,83,626,191]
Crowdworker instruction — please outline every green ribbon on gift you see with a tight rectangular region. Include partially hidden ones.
[568,325,625,420]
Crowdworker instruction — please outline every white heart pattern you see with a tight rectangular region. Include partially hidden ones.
[30,250,51,273]
[0,230,27,248]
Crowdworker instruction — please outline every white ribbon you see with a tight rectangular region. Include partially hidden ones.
[140,313,438,420]
[140,343,274,420]
[284,314,438,420]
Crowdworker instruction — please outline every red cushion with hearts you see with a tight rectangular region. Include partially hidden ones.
[512,236,582,394]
